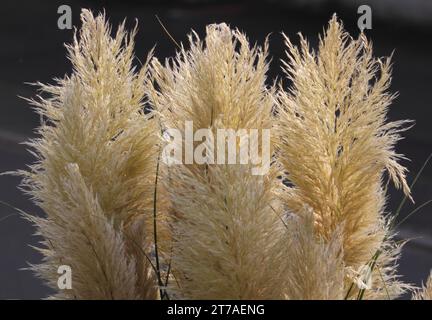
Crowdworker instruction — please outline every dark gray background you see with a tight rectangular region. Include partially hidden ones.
[0,0,431,299]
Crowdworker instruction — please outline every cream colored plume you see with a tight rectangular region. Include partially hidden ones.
[412,271,432,300]
[283,209,345,300]
[15,9,431,301]
[276,15,412,299]
[19,9,162,299]
[148,23,287,299]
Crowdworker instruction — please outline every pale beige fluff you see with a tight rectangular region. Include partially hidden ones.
[17,10,430,300]
[148,24,287,299]
[413,271,432,300]
[276,15,412,299]
[19,10,162,299]
[283,209,345,300]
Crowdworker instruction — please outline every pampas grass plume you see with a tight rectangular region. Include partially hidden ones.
[149,24,287,299]
[19,10,162,299]
[276,15,412,299]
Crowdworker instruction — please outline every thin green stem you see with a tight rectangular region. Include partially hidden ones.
[344,282,355,300]
[376,263,391,300]
[357,250,380,300]
[155,15,181,49]
[393,152,432,226]
[394,199,432,230]
[346,153,432,299]
[153,150,164,299]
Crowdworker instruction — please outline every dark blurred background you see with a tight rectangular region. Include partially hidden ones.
[0,0,431,299]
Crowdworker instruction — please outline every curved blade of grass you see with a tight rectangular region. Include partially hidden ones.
[348,153,432,299]
[155,15,181,49]
[344,282,355,300]
[0,199,20,224]
[376,263,391,300]
[153,149,164,299]
[356,250,381,300]
[0,212,18,224]
[392,152,432,226]
[394,199,432,230]
[125,234,158,277]
[163,257,172,301]
[269,204,288,229]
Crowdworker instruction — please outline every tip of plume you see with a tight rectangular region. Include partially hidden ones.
[206,23,232,38]
[328,13,342,28]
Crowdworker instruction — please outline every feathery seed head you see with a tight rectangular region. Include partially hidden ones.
[276,15,412,298]
[148,23,286,299]
[21,9,161,299]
